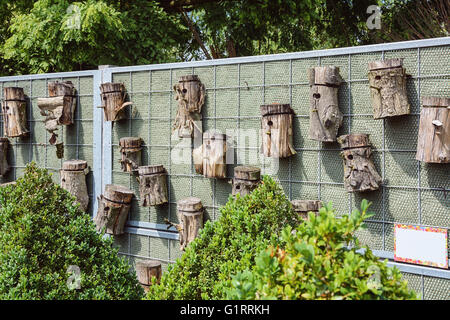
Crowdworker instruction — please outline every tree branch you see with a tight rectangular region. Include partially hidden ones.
[180,9,212,60]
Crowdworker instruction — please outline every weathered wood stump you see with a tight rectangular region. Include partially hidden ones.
[193,132,227,178]
[137,165,168,207]
[337,133,382,193]
[94,184,134,235]
[291,200,321,221]
[260,104,296,158]
[2,87,29,138]
[368,58,411,119]
[0,138,10,177]
[136,260,162,292]
[60,160,90,212]
[173,75,205,138]
[99,82,132,121]
[416,97,450,163]
[308,66,343,142]
[232,166,261,197]
[119,137,142,172]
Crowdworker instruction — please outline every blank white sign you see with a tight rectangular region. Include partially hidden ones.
[394,224,448,269]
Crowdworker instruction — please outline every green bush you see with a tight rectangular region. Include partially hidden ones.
[226,200,417,300]
[0,163,144,299]
[146,175,298,300]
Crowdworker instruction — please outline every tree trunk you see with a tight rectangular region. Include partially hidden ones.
[138,165,168,206]
[60,160,89,212]
[0,138,9,177]
[416,97,450,163]
[338,134,382,193]
[2,87,29,138]
[368,58,411,119]
[260,104,296,158]
[119,137,142,172]
[232,166,261,196]
[291,199,321,221]
[135,260,162,292]
[100,82,132,121]
[176,197,204,251]
[202,132,227,178]
[94,184,134,235]
[308,66,343,142]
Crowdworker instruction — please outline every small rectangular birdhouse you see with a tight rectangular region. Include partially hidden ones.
[232,166,261,197]
[137,165,168,207]
[291,200,322,221]
[0,137,10,177]
[60,160,89,212]
[2,87,29,138]
[260,104,296,158]
[416,97,450,163]
[99,82,132,121]
[119,137,143,172]
[193,132,227,178]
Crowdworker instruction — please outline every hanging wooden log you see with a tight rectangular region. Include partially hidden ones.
[337,133,382,193]
[416,97,450,163]
[291,200,321,221]
[99,82,132,121]
[94,184,134,235]
[135,260,162,292]
[308,66,343,142]
[119,137,142,172]
[137,165,168,207]
[48,81,77,125]
[193,132,227,178]
[173,75,205,138]
[2,87,29,138]
[260,103,296,158]
[0,137,10,177]
[368,58,411,119]
[60,160,90,212]
[232,166,261,197]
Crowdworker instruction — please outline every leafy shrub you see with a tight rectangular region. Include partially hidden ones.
[0,163,144,299]
[146,175,298,300]
[226,200,417,300]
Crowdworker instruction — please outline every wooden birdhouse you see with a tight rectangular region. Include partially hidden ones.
[260,104,296,158]
[2,87,29,138]
[60,160,90,212]
[308,66,343,142]
[173,75,205,138]
[135,260,162,292]
[416,97,450,163]
[291,200,321,221]
[193,132,227,178]
[0,137,10,177]
[94,184,134,235]
[368,58,410,119]
[232,166,261,197]
[99,82,132,121]
[119,137,142,172]
[337,133,382,193]
[137,165,168,207]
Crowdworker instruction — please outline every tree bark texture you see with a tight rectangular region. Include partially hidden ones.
[0,138,9,177]
[337,134,382,193]
[368,58,411,119]
[173,197,204,251]
[2,87,29,138]
[195,132,227,178]
[291,200,321,221]
[308,66,343,142]
[137,165,168,207]
[100,82,132,121]
[232,166,261,197]
[416,96,450,163]
[94,184,134,235]
[60,160,89,212]
[173,75,205,138]
[119,137,142,172]
[260,104,296,158]
[135,260,162,292]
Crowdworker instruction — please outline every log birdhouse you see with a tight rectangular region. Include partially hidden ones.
[260,104,296,158]
[99,82,132,121]
[94,184,134,235]
[137,165,168,207]
[136,260,162,292]
[337,133,382,193]
[291,200,321,221]
[232,166,261,197]
[37,81,77,159]
[2,87,29,138]
[173,75,205,138]
[193,132,227,178]
[308,66,343,142]
[60,160,90,212]
[368,58,411,119]
[0,138,10,177]
[416,97,450,163]
[119,137,142,172]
